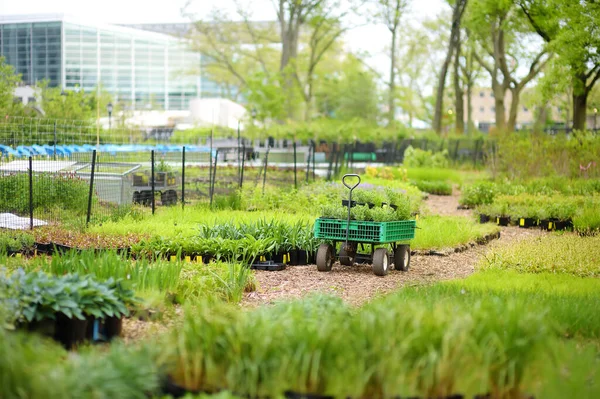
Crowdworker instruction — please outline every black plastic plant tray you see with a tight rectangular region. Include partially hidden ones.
[251,261,286,271]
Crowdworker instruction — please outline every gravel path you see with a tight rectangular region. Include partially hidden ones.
[242,193,547,307]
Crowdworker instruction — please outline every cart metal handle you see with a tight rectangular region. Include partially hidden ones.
[342,174,361,191]
[342,174,361,248]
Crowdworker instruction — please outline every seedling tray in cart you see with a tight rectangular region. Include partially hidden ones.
[314,218,416,244]
[251,261,286,271]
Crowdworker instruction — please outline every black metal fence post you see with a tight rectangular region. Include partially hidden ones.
[210,149,219,208]
[293,141,298,189]
[181,146,186,210]
[262,146,270,194]
[312,141,316,181]
[305,142,312,183]
[53,121,57,161]
[86,150,97,226]
[28,156,33,230]
[239,144,245,188]
[151,150,155,215]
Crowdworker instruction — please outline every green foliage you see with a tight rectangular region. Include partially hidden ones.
[163,292,553,398]
[0,231,35,254]
[459,181,497,207]
[0,172,92,215]
[411,179,453,195]
[403,146,450,168]
[0,56,25,117]
[412,215,500,250]
[0,326,161,399]
[482,234,600,277]
[489,131,600,179]
[0,269,136,324]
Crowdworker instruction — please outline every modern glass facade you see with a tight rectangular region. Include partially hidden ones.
[0,15,201,111]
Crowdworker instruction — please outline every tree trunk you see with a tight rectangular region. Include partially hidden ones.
[507,87,521,132]
[388,29,397,126]
[466,80,473,134]
[433,44,455,134]
[493,85,506,132]
[573,93,587,131]
[573,73,588,131]
[453,35,464,134]
[433,0,467,134]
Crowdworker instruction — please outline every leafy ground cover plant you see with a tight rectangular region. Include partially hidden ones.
[459,181,497,207]
[481,235,600,277]
[411,216,500,250]
[0,231,35,254]
[411,179,453,195]
[0,269,135,325]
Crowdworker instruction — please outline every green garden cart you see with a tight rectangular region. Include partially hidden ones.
[314,174,417,276]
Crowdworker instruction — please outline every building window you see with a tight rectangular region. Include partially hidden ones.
[490,92,495,98]
[479,91,484,97]
[491,106,496,112]
[479,106,484,113]
[523,107,529,112]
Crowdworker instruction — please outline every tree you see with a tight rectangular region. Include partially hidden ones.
[0,57,25,118]
[372,0,409,126]
[37,82,112,122]
[467,0,550,132]
[519,0,600,130]
[315,53,381,121]
[433,0,468,134]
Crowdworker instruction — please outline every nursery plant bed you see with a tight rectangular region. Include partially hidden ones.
[553,219,573,231]
[251,260,286,271]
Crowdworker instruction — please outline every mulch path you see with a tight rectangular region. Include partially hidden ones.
[241,192,548,308]
[122,191,548,339]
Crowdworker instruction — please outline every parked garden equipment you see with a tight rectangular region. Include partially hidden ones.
[132,170,179,206]
[314,174,417,276]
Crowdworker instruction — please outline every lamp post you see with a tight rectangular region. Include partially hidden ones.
[107,102,113,130]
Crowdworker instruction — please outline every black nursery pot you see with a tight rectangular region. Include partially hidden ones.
[25,319,57,337]
[341,199,357,208]
[479,214,490,224]
[518,217,538,228]
[55,314,89,350]
[296,250,309,265]
[554,219,573,231]
[495,216,511,226]
[284,391,334,399]
[540,218,558,231]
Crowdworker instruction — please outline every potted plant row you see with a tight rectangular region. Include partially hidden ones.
[0,269,137,349]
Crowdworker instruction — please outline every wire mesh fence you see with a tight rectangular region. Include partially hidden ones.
[0,116,494,229]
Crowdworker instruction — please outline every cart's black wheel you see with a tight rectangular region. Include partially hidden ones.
[133,191,141,204]
[168,190,178,205]
[316,243,334,272]
[372,248,389,276]
[339,243,356,266]
[394,244,411,272]
[160,191,168,205]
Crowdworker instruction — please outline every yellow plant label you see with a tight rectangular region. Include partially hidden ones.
[549,222,553,229]
[196,256,203,264]
[185,256,191,263]
[170,255,177,262]
[496,217,500,224]
[520,218,525,226]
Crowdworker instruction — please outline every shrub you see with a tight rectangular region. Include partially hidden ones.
[0,172,91,215]
[459,181,497,207]
[403,146,450,168]
[411,180,453,196]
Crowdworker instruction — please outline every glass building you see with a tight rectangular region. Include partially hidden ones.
[0,14,201,110]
